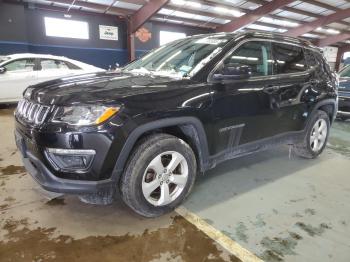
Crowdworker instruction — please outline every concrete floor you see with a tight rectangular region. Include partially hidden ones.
[1,107,350,262]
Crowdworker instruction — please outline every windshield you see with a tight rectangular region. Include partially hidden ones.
[124,34,232,78]
[340,66,350,77]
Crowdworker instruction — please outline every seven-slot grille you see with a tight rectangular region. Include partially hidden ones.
[16,99,50,125]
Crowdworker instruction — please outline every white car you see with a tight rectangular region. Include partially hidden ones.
[0,53,105,103]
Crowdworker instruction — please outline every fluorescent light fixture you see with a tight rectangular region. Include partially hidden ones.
[326,28,340,34]
[231,9,243,17]
[214,6,228,13]
[187,1,201,8]
[44,17,89,39]
[260,17,299,27]
[171,0,186,5]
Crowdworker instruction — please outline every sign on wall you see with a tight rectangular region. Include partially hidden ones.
[99,25,118,41]
[135,27,152,43]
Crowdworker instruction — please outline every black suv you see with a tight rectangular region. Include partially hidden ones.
[15,32,338,217]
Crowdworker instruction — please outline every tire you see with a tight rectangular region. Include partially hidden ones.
[120,133,197,217]
[293,110,330,159]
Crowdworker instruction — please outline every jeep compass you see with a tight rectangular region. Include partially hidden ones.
[15,32,338,217]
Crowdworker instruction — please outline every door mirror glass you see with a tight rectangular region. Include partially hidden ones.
[213,64,252,81]
[0,67,6,74]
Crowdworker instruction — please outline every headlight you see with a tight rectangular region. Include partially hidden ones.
[51,105,120,126]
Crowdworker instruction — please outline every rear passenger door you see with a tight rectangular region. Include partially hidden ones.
[271,42,311,132]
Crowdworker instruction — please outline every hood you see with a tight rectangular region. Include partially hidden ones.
[26,71,188,105]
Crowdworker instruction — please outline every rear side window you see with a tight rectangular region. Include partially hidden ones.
[272,43,307,74]
[64,61,81,70]
[40,59,70,70]
[221,41,273,77]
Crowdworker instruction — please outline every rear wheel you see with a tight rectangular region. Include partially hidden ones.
[293,110,330,159]
[120,134,197,217]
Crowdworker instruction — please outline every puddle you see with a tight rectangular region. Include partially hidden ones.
[295,222,331,237]
[0,108,15,116]
[260,231,302,262]
[0,165,26,176]
[46,198,66,206]
[0,216,241,262]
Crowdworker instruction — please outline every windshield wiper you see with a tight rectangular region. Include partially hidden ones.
[127,67,155,76]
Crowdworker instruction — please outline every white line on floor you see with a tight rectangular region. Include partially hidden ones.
[175,206,263,262]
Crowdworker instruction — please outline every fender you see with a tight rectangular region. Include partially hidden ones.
[111,117,210,181]
[310,98,337,124]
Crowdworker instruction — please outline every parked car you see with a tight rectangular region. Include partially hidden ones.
[0,53,104,103]
[14,32,338,217]
[338,65,350,120]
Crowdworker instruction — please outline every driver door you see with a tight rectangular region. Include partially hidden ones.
[0,58,37,103]
[209,40,284,155]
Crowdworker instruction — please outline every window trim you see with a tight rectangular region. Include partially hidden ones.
[2,58,38,72]
[208,38,317,83]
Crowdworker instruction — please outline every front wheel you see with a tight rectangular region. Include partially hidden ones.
[293,110,330,159]
[120,134,197,217]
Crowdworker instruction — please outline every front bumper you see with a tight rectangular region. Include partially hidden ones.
[15,130,115,194]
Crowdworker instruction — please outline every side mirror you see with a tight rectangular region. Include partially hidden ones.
[213,64,252,81]
[0,67,6,74]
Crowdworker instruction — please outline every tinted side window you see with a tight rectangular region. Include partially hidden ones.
[221,41,273,77]
[272,43,307,74]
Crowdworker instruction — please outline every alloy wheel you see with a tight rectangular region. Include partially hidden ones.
[310,119,328,152]
[142,151,189,206]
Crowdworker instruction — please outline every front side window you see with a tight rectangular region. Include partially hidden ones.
[272,43,307,74]
[4,59,35,72]
[40,59,70,70]
[124,35,231,78]
[220,41,273,77]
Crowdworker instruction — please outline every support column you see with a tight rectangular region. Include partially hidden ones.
[127,19,135,62]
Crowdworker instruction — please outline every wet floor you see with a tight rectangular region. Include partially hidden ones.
[1,107,350,262]
[0,108,239,262]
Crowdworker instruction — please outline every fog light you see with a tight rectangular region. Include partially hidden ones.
[46,148,95,172]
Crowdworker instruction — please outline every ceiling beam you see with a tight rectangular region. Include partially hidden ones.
[201,0,350,34]
[130,0,169,33]
[216,0,296,32]
[285,8,350,37]
[247,0,350,28]
[317,33,350,47]
[152,15,219,29]
[168,1,327,35]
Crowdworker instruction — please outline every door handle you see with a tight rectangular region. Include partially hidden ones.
[264,85,279,94]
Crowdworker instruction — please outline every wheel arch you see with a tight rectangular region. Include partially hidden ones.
[111,117,210,181]
[311,98,337,124]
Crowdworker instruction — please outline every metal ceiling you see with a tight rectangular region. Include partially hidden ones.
[14,0,350,46]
